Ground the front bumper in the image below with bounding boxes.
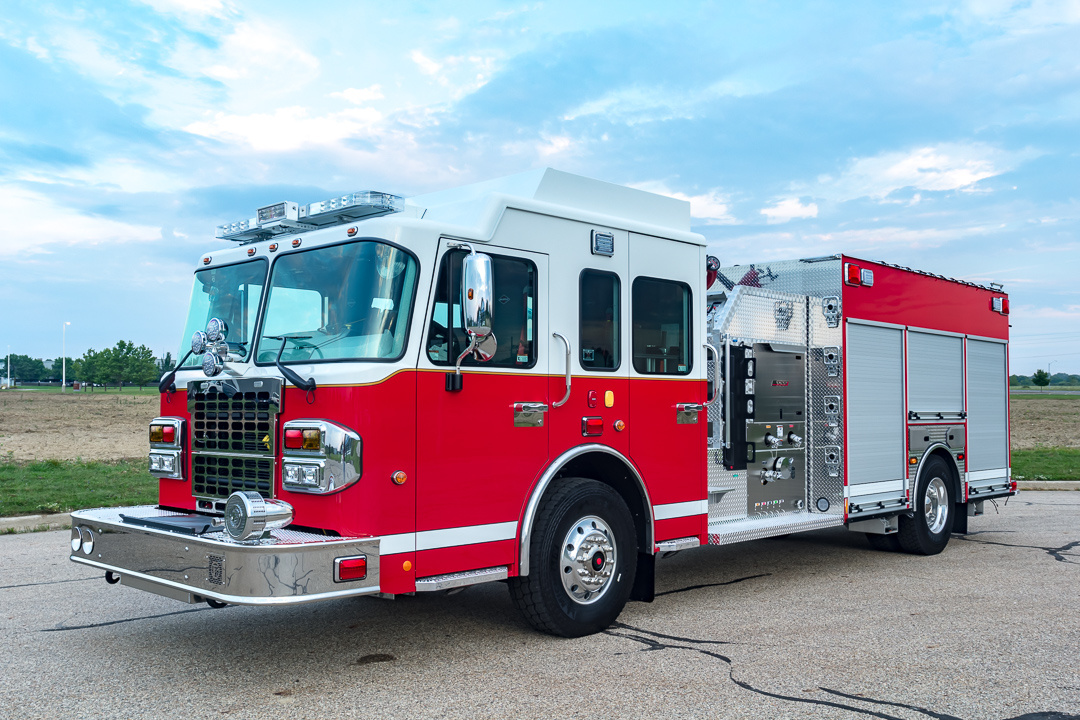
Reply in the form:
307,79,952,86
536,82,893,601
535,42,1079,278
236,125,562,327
69,506,381,605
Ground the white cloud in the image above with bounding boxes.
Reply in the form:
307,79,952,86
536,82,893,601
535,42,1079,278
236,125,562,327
761,198,818,224
815,143,1039,202
0,186,160,257
960,0,1080,32
331,85,385,104
199,21,319,83
411,50,443,76
136,0,233,18
629,181,736,225
185,106,384,152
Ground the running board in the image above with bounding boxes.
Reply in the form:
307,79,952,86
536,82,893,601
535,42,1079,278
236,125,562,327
708,513,843,546
414,566,509,592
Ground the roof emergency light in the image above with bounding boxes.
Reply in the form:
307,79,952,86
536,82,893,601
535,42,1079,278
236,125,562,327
216,191,403,243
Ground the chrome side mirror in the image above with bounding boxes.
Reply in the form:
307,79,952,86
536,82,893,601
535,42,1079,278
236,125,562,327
456,251,497,371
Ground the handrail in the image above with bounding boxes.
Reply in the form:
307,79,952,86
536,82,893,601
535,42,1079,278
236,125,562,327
552,332,571,408
702,342,720,406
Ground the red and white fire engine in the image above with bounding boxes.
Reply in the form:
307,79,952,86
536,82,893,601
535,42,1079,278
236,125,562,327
69,169,1013,636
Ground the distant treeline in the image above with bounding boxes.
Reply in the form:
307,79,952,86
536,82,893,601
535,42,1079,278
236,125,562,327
2,342,173,389
1010,371,1080,387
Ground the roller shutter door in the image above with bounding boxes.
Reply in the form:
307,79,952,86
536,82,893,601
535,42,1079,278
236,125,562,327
846,323,905,486
967,339,1008,473
908,331,964,414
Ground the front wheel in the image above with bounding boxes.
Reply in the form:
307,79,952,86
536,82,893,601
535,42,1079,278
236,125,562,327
897,455,955,555
509,478,636,637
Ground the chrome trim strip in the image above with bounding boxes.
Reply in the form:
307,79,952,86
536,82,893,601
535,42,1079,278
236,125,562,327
653,499,709,520
519,444,655,576
416,521,517,551
845,317,907,330
377,532,416,555
415,566,509,591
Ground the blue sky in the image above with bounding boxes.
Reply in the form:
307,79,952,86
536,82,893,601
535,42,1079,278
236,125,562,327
1,0,1077,373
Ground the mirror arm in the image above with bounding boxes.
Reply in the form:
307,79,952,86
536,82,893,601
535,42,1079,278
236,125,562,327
552,332,571,408
158,350,193,393
268,337,317,393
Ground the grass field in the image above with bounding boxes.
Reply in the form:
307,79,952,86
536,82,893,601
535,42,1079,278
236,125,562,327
0,386,159,395
1011,448,1080,482
0,459,157,518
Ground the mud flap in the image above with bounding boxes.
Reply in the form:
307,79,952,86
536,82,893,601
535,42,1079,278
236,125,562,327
630,551,655,602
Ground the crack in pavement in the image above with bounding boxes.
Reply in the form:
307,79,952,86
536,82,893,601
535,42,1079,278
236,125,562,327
42,606,219,632
954,535,1080,564
605,622,1080,720
0,576,97,590
655,573,771,597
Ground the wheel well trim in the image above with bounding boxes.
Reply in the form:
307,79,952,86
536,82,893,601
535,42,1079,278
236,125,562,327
518,444,654,576
914,444,962,503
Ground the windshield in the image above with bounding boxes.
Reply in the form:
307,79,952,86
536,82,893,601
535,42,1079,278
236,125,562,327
257,240,419,363
179,260,267,366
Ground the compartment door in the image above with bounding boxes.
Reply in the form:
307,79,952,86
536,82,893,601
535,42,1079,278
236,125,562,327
966,339,1009,495
845,322,906,507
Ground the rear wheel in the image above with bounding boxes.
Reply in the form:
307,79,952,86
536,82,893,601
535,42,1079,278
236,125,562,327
898,455,954,555
509,478,636,637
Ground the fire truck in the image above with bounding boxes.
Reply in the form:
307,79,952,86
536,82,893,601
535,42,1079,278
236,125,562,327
69,169,1013,637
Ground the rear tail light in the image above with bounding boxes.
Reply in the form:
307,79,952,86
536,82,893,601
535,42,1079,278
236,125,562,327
992,297,1009,315
844,262,874,286
582,417,604,436
335,556,367,582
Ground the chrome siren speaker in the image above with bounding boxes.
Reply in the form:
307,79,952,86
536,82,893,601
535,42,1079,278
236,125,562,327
223,491,294,542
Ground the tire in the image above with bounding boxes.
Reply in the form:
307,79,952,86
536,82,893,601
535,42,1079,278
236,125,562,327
509,478,637,637
865,533,902,552
897,455,955,555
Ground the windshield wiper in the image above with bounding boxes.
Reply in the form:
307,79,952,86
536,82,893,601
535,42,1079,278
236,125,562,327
263,336,317,393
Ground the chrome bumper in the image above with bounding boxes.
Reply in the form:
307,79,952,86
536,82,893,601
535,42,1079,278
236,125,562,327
69,506,381,606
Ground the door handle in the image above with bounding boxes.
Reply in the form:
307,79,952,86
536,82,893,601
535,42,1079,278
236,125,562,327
513,402,548,428
676,403,703,425
552,332,571,408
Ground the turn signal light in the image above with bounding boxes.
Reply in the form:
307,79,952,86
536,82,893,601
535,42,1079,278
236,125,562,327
335,556,367,582
284,428,321,450
909,456,919,465
149,424,176,444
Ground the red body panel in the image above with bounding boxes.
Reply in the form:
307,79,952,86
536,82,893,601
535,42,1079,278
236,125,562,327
841,256,1008,339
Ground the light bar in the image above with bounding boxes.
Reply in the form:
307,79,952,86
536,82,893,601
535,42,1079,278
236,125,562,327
215,191,403,243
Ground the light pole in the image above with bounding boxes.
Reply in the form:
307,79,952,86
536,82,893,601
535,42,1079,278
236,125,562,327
62,321,70,392
5,345,9,389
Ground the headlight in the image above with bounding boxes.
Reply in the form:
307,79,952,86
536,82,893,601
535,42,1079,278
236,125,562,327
202,351,223,377
223,491,294,542
206,317,228,343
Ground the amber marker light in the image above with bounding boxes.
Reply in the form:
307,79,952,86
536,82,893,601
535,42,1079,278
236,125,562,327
403,560,413,572
202,256,212,265
909,457,919,465
391,471,407,485
614,420,626,432
269,243,279,252
604,391,614,408
292,238,302,247
247,248,256,256
347,227,358,236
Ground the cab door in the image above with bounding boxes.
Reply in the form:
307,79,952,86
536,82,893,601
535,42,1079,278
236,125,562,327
627,232,707,543
415,241,549,577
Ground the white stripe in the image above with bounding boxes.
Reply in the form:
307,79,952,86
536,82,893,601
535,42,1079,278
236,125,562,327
967,468,1011,482
378,533,415,555
653,500,708,520
849,479,906,497
377,521,520,555
416,521,518,551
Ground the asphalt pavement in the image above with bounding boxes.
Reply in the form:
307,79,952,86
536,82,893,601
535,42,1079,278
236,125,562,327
2,492,1078,720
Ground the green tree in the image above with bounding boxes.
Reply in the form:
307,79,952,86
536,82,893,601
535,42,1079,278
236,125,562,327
1032,369,1050,388
127,344,159,388
8,354,46,382
156,351,175,376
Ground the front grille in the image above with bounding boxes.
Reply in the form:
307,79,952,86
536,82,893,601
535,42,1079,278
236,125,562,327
192,455,274,499
187,378,282,501
191,389,276,453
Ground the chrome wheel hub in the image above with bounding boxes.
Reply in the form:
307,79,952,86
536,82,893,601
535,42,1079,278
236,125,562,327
560,515,617,605
923,476,949,534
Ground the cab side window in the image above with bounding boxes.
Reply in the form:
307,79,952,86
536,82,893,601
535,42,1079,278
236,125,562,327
632,277,691,375
579,270,620,371
426,249,537,368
